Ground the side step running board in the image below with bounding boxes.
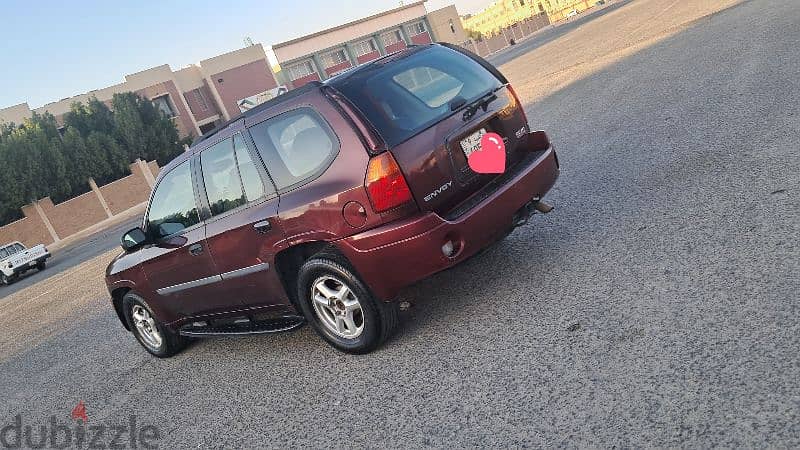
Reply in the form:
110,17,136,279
179,316,305,337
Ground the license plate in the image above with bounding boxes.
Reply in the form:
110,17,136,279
460,128,487,159
28,261,37,268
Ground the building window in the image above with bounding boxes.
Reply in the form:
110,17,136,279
381,29,404,46
321,48,349,68
351,39,377,57
151,95,176,118
192,89,209,112
406,21,427,36
199,122,217,134
286,60,316,81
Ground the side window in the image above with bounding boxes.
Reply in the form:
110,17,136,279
233,134,267,201
200,138,246,216
146,161,200,239
0,248,8,259
248,109,338,190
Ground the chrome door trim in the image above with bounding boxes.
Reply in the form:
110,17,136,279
220,263,270,281
155,263,269,296
156,274,223,296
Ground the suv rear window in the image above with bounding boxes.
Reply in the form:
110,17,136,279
329,45,503,146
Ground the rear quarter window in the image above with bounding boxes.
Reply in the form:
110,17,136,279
247,108,339,191
329,45,503,147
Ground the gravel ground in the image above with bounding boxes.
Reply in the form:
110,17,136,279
2,0,799,447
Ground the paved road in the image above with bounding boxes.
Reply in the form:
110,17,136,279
2,0,799,447
0,217,140,299
487,0,633,67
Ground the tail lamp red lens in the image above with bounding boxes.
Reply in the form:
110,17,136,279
365,152,413,213
506,84,528,125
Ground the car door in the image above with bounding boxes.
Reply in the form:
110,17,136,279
136,160,229,318
199,132,292,313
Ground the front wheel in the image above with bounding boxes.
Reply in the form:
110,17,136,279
297,257,398,354
122,293,187,358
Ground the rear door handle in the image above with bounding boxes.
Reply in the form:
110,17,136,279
254,220,272,234
188,243,204,256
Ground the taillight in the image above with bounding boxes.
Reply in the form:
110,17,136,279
365,152,413,213
506,84,528,125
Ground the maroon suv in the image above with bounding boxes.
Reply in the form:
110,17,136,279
106,43,560,356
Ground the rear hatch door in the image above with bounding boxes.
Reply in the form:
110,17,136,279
328,45,530,217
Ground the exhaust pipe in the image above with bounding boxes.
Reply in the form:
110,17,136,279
533,200,554,214
513,199,554,228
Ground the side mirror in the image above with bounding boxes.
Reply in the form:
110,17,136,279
121,227,148,251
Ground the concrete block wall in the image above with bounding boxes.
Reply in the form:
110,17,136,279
98,175,150,215
0,160,159,248
461,14,551,59
0,210,52,249
38,195,109,239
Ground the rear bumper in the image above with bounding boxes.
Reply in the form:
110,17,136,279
337,145,560,301
11,254,50,275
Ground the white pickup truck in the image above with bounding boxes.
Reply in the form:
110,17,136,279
0,241,51,285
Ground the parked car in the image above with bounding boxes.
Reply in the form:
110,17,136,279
105,43,560,357
567,9,579,18
0,241,50,285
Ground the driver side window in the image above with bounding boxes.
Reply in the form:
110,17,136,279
146,161,200,239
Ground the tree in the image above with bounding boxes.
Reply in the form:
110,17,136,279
0,91,187,226
111,92,148,161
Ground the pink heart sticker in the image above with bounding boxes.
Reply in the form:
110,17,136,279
468,132,506,174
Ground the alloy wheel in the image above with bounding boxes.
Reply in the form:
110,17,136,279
131,305,163,350
311,276,365,339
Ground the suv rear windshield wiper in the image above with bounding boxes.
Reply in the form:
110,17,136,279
455,88,501,122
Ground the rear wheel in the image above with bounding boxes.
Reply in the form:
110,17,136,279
297,257,398,354
36,261,46,271
122,293,187,358
1,273,15,285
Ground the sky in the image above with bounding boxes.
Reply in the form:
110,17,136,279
0,0,494,110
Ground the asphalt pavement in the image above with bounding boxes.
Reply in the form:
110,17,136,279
0,217,140,299
1,0,798,447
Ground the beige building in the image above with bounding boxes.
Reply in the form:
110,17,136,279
273,2,467,88
462,0,594,37
539,0,598,22
1,3,468,137
462,0,539,37
0,44,280,137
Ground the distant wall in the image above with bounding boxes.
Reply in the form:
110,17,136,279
460,14,551,59
0,160,158,248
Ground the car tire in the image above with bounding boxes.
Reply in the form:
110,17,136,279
122,292,187,358
37,261,46,271
296,256,398,354
1,273,15,285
